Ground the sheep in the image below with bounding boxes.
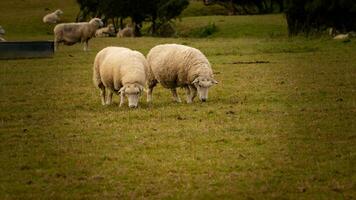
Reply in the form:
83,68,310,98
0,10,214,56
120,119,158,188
95,24,116,37
43,9,63,24
146,44,218,103
54,18,103,51
0,37,5,42
0,26,5,35
93,47,148,108
117,26,134,38
333,33,350,40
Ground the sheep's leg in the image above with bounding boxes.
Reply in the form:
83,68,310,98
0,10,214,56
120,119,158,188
147,81,157,103
83,41,88,51
119,93,125,107
100,86,106,106
188,85,197,102
171,88,181,103
185,86,192,103
106,90,113,105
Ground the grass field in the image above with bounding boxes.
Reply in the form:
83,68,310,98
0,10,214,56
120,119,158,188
1,0,355,199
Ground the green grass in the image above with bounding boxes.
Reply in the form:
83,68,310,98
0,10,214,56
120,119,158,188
1,0,356,199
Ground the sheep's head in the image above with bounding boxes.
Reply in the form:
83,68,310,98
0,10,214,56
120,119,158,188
55,9,63,15
192,76,218,102
108,24,116,33
89,18,104,28
119,83,144,108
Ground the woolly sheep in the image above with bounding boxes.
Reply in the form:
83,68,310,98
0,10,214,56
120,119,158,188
0,37,5,42
54,18,103,51
0,26,5,35
117,26,134,38
333,33,350,40
146,44,218,103
43,9,63,24
95,24,116,37
93,47,148,108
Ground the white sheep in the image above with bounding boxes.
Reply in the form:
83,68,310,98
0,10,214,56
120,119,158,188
333,33,350,40
53,18,103,51
146,44,218,103
93,47,148,108
95,24,116,37
43,9,63,24
0,26,5,41
117,26,134,38
0,26,5,35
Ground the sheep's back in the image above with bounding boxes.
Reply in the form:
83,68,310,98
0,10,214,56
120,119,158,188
147,44,210,87
97,47,147,89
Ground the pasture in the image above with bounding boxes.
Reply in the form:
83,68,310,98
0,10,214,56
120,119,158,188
0,0,355,199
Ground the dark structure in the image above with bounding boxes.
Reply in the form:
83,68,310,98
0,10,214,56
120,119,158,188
0,41,54,59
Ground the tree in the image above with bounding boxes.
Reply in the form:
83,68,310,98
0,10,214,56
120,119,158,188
148,0,189,35
285,0,356,35
76,0,189,36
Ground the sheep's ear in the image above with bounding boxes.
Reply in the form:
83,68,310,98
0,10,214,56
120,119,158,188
119,86,126,94
192,78,199,84
138,85,144,94
211,78,218,84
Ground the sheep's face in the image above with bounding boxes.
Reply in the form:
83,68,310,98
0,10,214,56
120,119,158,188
119,84,144,108
192,76,218,102
90,18,104,28
56,9,63,15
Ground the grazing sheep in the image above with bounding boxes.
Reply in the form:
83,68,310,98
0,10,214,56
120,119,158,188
117,26,134,38
93,47,148,108
0,26,5,35
54,18,103,51
146,44,218,103
95,24,116,37
349,31,356,37
0,37,5,42
43,9,63,24
333,33,350,40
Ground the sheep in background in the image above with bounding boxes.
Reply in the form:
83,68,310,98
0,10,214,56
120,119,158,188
0,26,5,35
95,24,116,37
43,9,63,24
146,44,218,103
0,26,6,42
117,26,134,38
333,33,350,40
93,47,148,108
54,18,103,51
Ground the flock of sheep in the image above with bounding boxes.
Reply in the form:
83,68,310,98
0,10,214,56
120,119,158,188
42,9,134,51
2,9,355,109
93,44,218,108
41,9,218,108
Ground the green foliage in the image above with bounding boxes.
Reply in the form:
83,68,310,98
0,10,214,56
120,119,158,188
148,0,189,35
185,22,218,37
